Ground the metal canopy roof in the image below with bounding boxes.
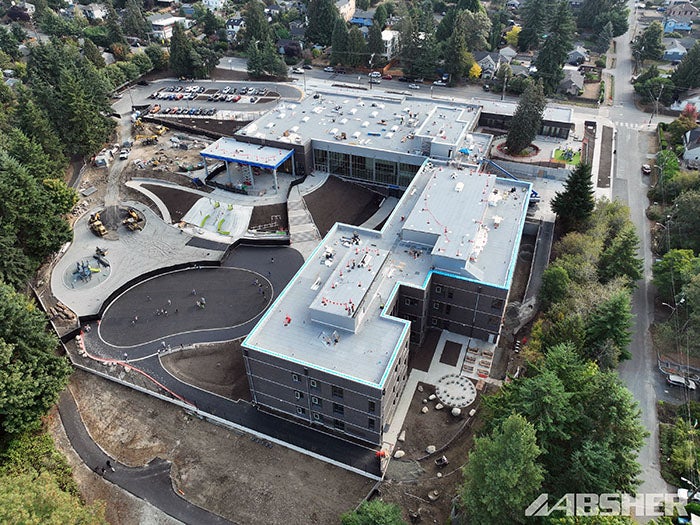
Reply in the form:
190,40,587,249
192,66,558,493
200,137,294,170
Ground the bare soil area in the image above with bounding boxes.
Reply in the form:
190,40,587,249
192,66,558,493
61,370,374,525
161,340,252,401
303,176,384,235
141,184,205,223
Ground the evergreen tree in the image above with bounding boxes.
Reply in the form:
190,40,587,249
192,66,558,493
460,10,491,51
373,4,388,28
595,21,614,54
82,38,105,68
457,0,483,12
671,42,700,89
398,16,419,76
436,8,456,43
535,0,575,94
579,0,629,36
367,23,384,58
460,415,544,524
413,32,439,79
330,19,349,66
242,0,269,48
598,223,643,284
306,0,340,46
518,0,547,51
551,163,595,231
169,23,193,77
122,0,150,40
632,21,664,66
505,79,546,154
443,12,474,80
347,26,367,68
104,3,128,47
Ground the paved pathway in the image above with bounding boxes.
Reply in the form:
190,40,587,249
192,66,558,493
58,389,234,525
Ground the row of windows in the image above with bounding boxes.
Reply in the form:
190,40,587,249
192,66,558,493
312,149,419,188
295,408,377,432
291,377,377,414
433,285,505,310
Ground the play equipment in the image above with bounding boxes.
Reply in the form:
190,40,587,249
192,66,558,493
72,260,100,282
88,213,107,237
122,208,144,231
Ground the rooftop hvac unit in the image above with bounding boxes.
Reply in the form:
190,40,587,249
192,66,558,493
370,111,379,118
391,125,399,132
361,121,369,127
302,116,310,122
350,108,358,114
277,113,286,119
385,132,394,139
352,131,361,138
340,118,348,125
266,122,275,128
455,182,464,192
290,126,299,133
329,128,338,135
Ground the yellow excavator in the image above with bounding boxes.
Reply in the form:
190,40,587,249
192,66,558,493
88,213,107,237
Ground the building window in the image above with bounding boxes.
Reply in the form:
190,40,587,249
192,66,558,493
333,403,344,416
433,301,440,310
434,285,442,294
332,386,344,399
294,391,303,400
445,305,452,315
309,378,318,388
313,412,323,422
292,373,300,382
312,396,321,406
431,318,438,326
404,298,411,306
296,407,306,415
368,400,376,413
447,290,454,299
368,418,375,430
334,419,345,431
488,316,500,326
491,298,504,309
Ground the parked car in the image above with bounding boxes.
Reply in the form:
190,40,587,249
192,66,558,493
369,78,381,84
324,66,335,72
408,83,420,89
642,164,652,175
398,76,408,82
119,148,130,160
668,374,696,390
382,74,393,80
291,67,304,74
303,64,312,69
433,80,448,86
222,86,231,94
483,84,491,91
369,71,382,78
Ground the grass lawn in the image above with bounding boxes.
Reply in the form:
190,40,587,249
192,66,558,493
553,147,582,165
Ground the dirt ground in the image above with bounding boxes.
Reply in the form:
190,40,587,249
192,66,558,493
56,370,374,525
303,176,385,235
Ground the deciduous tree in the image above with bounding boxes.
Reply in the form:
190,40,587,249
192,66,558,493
341,499,406,525
459,415,544,525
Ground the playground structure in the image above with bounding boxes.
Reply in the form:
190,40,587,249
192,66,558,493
180,197,252,239
88,213,107,237
94,246,110,267
73,260,100,282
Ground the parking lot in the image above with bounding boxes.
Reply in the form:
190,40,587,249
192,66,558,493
143,83,277,118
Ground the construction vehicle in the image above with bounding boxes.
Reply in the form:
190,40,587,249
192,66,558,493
122,208,144,231
154,125,168,136
136,134,158,146
88,213,107,237
93,246,110,267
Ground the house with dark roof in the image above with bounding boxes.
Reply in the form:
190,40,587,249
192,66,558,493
498,46,517,63
473,51,502,79
558,69,584,96
567,46,589,65
350,9,375,27
663,39,687,61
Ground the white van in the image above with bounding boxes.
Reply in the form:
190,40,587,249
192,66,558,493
667,374,697,390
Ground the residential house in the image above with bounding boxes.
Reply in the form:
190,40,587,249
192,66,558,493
473,51,502,79
558,69,584,96
510,64,530,78
148,14,193,40
19,2,35,15
663,39,687,61
567,45,589,65
226,18,246,42
498,46,517,63
506,0,520,8
664,2,697,32
277,38,303,57
381,29,400,60
289,21,306,40
350,9,375,27
336,0,356,22
670,88,700,111
683,128,700,164
202,0,225,10
180,4,195,16
80,3,108,21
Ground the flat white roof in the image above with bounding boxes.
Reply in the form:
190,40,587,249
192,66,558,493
200,137,294,169
479,99,574,125
244,160,530,386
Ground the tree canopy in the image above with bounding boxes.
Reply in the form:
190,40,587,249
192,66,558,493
551,163,596,231
505,79,546,154
534,0,575,94
671,42,700,90
306,0,340,46
341,499,406,525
